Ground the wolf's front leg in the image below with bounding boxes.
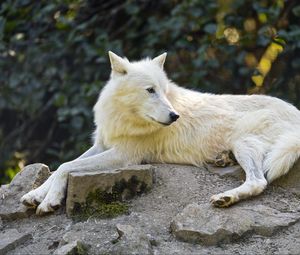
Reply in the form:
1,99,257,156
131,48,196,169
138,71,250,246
20,144,104,209
20,174,55,207
35,148,137,215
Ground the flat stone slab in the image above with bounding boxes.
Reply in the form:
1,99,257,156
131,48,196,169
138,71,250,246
171,203,300,245
66,165,154,217
0,229,32,254
0,164,50,221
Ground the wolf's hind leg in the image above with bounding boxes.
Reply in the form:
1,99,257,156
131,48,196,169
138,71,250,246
211,137,267,207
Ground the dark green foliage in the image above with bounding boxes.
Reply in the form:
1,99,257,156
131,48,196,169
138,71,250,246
1,0,300,183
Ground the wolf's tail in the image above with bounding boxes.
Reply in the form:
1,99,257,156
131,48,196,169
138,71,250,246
264,130,300,183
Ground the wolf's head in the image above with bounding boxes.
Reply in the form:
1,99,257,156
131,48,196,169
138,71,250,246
105,51,179,127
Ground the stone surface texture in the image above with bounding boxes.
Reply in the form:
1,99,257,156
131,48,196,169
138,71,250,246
53,240,86,255
171,203,300,245
0,229,32,254
108,224,153,255
0,163,50,221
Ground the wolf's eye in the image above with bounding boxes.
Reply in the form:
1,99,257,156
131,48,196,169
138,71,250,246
146,88,155,94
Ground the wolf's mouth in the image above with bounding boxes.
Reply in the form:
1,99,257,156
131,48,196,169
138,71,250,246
146,115,171,126
157,121,171,126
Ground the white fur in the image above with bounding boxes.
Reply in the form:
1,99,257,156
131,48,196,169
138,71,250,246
21,52,300,214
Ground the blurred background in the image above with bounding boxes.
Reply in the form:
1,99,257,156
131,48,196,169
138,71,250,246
0,0,300,184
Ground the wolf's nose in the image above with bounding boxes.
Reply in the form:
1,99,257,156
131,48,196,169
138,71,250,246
169,112,180,122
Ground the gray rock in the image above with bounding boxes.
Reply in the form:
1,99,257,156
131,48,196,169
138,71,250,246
9,163,50,189
66,165,154,217
0,229,32,254
0,163,51,221
171,203,300,245
273,159,300,196
61,232,82,245
109,224,153,255
53,240,87,255
0,184,9,191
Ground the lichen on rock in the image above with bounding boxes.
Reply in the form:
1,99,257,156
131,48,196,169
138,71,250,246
72,188,129,220
69,169,154,220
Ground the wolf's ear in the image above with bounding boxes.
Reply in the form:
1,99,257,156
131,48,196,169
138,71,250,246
153,52,167,69
108,51,127,75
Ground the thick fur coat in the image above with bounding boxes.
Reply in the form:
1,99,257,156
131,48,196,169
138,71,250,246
21,52,300,214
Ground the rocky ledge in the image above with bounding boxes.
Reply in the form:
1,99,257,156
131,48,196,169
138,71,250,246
0,161,300,254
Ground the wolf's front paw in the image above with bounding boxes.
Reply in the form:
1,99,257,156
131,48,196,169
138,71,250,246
210,193,235,207
36,193,63,215
36,202,59,215
20,190,45,208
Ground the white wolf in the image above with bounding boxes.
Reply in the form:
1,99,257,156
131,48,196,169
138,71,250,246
21,51,300,215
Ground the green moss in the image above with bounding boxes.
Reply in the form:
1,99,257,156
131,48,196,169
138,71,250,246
75,242,89,255
72,175,149,221
72,192,129,221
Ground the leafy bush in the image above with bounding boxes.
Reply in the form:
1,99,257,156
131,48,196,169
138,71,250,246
1,0,300,184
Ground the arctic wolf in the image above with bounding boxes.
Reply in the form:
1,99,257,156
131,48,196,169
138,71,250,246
21,51,300,215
